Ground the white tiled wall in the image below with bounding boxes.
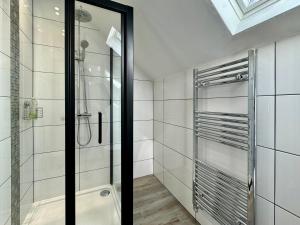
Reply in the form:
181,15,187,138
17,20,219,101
154,36,300,224
32,0,153,202
0,2,11,222
0,0,34,224
31,0,63,200
32,0,116,200
133,68,154,178
19,0,34,222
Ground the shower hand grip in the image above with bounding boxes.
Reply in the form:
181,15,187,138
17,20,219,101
98,112,102,144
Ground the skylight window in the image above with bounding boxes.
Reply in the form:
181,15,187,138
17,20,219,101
211,0,300,35
236,0,279,14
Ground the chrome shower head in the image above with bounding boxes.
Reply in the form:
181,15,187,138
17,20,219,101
75,8,92,23
81,40,89,49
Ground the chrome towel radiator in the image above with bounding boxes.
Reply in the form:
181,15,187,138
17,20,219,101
193,50,256,225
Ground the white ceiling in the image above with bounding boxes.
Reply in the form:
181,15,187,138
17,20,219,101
116,0,300,79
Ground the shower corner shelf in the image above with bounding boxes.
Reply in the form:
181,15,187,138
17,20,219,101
192,49,257,225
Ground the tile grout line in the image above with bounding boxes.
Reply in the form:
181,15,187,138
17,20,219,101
162,79,165,184
274,41,277,225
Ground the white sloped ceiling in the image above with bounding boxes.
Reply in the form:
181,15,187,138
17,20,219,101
117,0,300,79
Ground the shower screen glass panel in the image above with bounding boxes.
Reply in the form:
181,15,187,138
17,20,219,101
74,1,122,224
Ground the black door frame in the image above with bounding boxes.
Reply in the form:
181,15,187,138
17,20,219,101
65,0,134,224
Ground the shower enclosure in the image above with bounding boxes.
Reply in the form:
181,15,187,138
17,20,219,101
0,0,133,224
67,0,134,224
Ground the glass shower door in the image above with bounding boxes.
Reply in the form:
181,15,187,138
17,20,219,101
66,1,133,224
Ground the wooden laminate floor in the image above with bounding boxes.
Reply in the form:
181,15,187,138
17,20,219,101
133,175,200,225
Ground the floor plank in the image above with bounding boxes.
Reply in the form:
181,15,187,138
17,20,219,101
133,175,200,225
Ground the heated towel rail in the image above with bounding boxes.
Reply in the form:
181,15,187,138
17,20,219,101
193,50,256,225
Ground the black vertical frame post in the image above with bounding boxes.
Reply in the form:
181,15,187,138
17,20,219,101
65,0,76,224
121,6,134,225
110,48,114,185
65,0,134,225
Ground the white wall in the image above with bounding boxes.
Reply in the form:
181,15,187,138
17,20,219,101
19,0,34,222
0,2,12,224
133,68,153,178
154,34,300,225
32,0,66,201
32,0,153,201
0,0,34,224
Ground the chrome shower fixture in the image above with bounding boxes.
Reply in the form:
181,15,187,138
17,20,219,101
80,40,89,61
76,6,93,146
75,8,92,23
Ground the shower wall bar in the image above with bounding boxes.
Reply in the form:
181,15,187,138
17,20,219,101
193,50,256,225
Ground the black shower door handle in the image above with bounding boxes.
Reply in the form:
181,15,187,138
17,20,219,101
98,112,102,144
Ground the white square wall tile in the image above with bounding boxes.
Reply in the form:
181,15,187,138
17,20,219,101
163,170,194,216
153,160,163,184
164,147,193,189
78,52,110,77
80,168,110,190
257,96,275,149
256,146,274,202
78,76,110,100
134,159,153,178
20,31,32,70
0,52,10,97
134,140,153,162
33,0,64,22
34,72,64,99
20,128,33,164
20,184,33,223
164,123,193,159
164,99,192,129
154,141,163,165
34,100,65,126
34,44,64,73
20,65,33,99
276,151,300,216
0,138,11,186
153,121,163,143
34,125,65,153
276,206,300,225
0,0,10,16
20,0,33,41
134,80,153,101
34,151,65,180
34,176,65,201
0,97,10,141
277,35,300,95
134,120,153,141
0,10,10,57
276,95,300,155
255,196,274,225
80,146,110,172
154,80,163,101
257,43,275,96
20,157,33,199
0,178,11,225
76,26,110,55
154,101,163,122
163,71,187,100
134,101,153,121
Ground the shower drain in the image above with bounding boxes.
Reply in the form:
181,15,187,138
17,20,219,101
100,189,111,197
